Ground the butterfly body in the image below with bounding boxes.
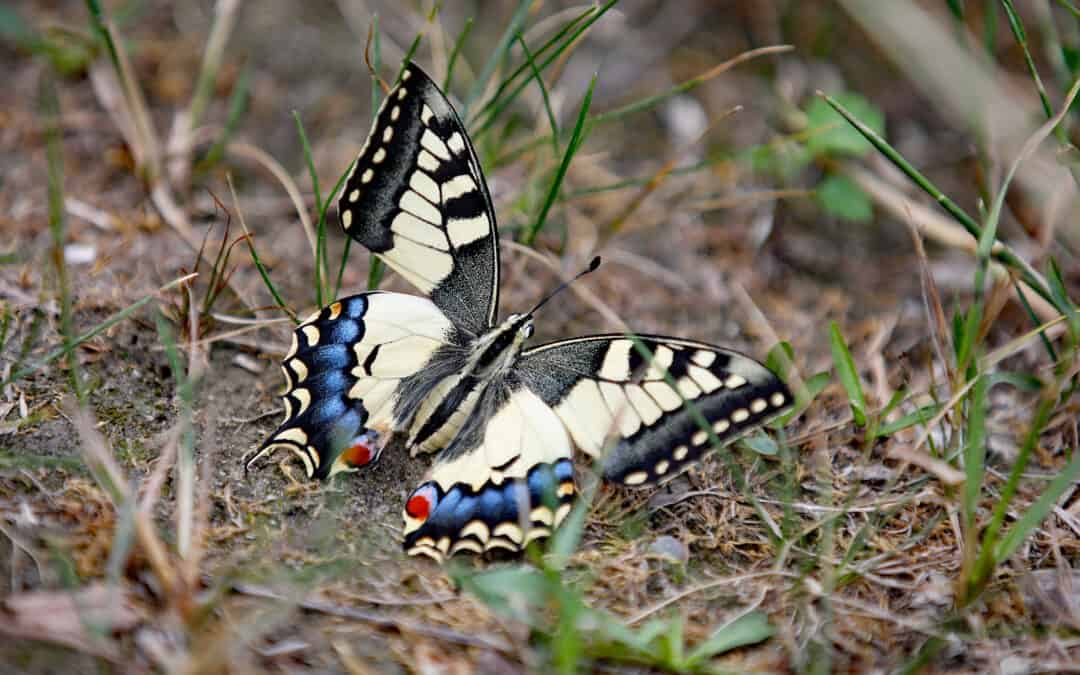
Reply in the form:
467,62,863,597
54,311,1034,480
247,63,791,561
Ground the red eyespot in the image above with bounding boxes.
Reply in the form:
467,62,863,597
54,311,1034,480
406,486,436,521
342,442,373,468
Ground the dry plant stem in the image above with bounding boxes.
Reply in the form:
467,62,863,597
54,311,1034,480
599,104,742,241
849,166,1058,322
167,0,242,189
231,583,514,652
69,403,179,599
227,141,318,260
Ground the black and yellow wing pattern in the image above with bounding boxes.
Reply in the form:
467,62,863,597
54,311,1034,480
249,62,791,562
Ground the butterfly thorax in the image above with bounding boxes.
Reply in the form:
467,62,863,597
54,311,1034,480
403,313,534,455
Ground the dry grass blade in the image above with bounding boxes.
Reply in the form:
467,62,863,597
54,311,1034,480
68,402,179,599
227,141,317,260
231,583,514,652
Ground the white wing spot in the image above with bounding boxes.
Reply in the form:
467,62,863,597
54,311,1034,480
530,506,554,526
401,189,443,224
289,359,308,382
372,147,386,163
361,169,374,184
673,445,689,461
342,210,353,227
555,503,572,525
421,104,434,124
771,392,787,407
275,427,308,445
725,374,747,389
676,376,702,399
349,188,360,202
409,171,440,203
301,325,320,346
421,129,451,160
391,105,401,121
417,150,440,172
692,430,708,446
623,471,649,486
493,522,524,544
688,365,723,393
751,398,768,413
731,408,750,423
397,87,408,100
382,126,393,142
447,132,466,154
655,459,670,475
691,350,716,368
447,214,489,247
292,387,311,415
441,174,477,201
391,212,448,250
401,69,412,81
713,419,730,434
599,340,633,381
644,381,681,411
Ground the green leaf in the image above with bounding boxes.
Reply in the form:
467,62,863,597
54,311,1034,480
817,174,873,222
747,140,812,180
829,321,868,426
455,566,551,625
805,93,884,158
874,404,942,438
741,432,779,456
994,450,1080,562
685,611,775,666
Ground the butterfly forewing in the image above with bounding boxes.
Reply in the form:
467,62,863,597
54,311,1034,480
518,335,792,486
338,64,499,335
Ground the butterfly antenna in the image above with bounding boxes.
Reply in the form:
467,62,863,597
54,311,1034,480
527,256,601,317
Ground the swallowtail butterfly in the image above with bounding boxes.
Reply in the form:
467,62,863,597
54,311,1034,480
246,63,791,561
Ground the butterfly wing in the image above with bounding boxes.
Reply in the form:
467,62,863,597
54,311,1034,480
517,335,791,485
338,63,499,335
246,292,464,479
401,379,576,562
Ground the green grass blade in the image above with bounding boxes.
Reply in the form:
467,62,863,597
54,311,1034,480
227,174,295,322
820,92,1059,314
333,160,357,299
462,0,532,118
829,321,868,427
516,32,560,154
443,17,473,92
685,612,775,665
0,275,195,389
196,63,251,171
962,375,989,531
471,2,617,138
42,69,85,402
994,450,1080,562
971,391,1056,592
522,73,596,245
293,112,326,306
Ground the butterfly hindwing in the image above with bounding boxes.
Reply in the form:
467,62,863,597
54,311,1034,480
402,380,576,562
246,292,459,479
517,335,792,486
338,64,499,335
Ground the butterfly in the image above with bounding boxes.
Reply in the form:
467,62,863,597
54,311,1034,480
245,62,791,562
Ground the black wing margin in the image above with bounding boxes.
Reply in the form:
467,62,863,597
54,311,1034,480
337,63,500,335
